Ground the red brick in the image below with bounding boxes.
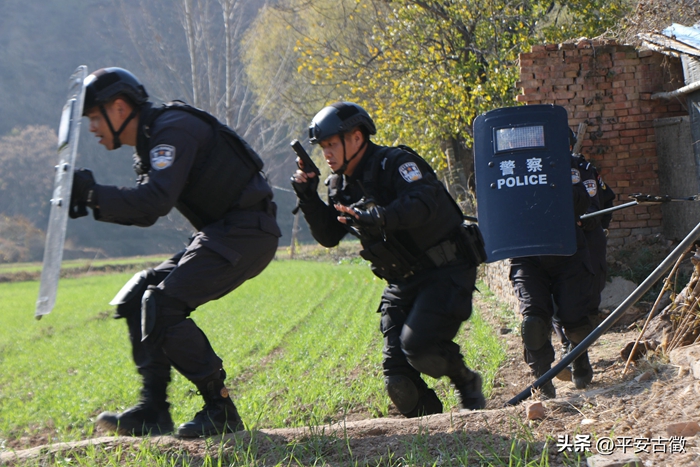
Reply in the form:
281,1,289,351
620,220,648,228
620,129,644,137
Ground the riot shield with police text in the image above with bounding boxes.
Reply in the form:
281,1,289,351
35,66,88,319
473,104,576,262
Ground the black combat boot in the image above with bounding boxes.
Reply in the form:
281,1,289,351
571,349,593,389
95,381,173,436
564,324,594,390
529,361,556,399
555,342,573,382
177,370,244,437
449,364,486,410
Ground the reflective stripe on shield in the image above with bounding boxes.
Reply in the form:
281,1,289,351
35,65,88,319
473,104,576,263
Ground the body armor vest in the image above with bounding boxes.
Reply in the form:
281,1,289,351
328,145,475,280
136,101,264,229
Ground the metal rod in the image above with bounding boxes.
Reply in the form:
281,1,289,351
580,201,638,220
506,219,700,406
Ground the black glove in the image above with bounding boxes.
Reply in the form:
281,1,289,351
346,205,386,228
291,173,320,201
580,214,601,232
69,168,97,219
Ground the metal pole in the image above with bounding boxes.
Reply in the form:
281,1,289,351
579,201,638,220
506,219,700,406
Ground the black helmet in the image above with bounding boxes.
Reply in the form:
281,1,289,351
308,102,376,144
83,67,149,115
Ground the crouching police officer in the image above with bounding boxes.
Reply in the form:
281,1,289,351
291,102,487,417
72,68,281,437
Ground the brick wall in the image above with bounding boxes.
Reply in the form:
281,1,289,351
482,40,688,314
516,39,686,247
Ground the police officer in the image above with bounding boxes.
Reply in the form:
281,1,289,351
71,67,281,437
509,138,599,398
291,102,486,417
554,131,615,382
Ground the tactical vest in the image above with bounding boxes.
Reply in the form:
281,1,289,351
328,145,484,280
136,101,264,229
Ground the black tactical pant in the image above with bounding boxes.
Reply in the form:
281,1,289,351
123,222,278,385
379,263,477,386
585,226,608,299
510,245,599,371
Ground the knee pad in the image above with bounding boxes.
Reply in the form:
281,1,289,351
141,287,190,342
563,321,593,345
521,315,551,351
405,352,449,379
385,375,421,414
385,375,419,414
110,269,161,319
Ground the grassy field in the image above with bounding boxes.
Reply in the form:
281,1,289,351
0,257,509,465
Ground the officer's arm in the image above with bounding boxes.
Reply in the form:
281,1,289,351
92,126,200,226
298,195,348,247
572,181,590,218
380,156,442,230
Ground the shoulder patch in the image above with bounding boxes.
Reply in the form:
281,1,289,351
571,168,581,184
583,179,597,197
150,144,176,170
398,162,422,183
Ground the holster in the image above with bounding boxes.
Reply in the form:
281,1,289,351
455,223,487,267
360,239,418,281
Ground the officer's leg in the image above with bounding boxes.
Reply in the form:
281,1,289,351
379,288,442,418
510,258,556,398
551,250,598,390
96,257,180,436
153,231,278,436
552,301,573,382
400,265,485,410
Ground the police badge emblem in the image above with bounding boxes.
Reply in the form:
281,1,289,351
571,168,581,184
150,144,175,170
399,162,422,182
584,179,597,197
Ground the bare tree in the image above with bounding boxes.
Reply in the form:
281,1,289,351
114,0,298,159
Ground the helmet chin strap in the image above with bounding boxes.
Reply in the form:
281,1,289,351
333,135,368,175
99,104,138,150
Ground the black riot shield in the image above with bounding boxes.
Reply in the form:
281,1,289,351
473,104,576,262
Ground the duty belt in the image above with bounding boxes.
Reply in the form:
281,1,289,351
422,238,464,269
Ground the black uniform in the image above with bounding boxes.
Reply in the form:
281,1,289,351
298,141,484,416
509,155,599,385
574,154,615,299
95,102,280,387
